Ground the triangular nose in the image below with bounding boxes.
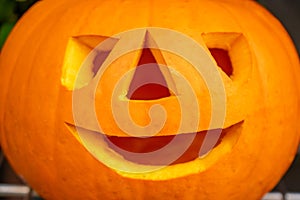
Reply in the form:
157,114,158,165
127,48,171,100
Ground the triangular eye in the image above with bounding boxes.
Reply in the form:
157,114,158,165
61,35,118,90
127,48,171,100
202,32,252,81
208,48,233,77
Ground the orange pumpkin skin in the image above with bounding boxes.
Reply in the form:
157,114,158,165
0,0,299,199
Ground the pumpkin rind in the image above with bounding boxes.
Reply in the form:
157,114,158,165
0,0,299,199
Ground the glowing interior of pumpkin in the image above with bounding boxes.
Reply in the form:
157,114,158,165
127,48,171,100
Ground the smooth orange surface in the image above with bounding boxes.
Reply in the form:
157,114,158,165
0,0,299,199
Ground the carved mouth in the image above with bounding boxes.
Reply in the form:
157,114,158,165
65,121,243,166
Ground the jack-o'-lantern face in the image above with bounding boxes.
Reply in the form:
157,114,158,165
0,0,299,199
61,29,250,172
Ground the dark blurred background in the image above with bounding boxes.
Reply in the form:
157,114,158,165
0,0,37,48
0,0,299,199
258,0,300,55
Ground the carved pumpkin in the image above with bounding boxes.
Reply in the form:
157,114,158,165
0,0,299,199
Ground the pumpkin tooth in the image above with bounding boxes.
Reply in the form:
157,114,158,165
199,150,212,159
